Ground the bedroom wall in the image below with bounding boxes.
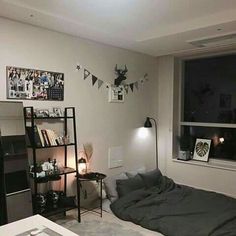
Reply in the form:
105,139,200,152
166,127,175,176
157,55,236,197
0,17,158,195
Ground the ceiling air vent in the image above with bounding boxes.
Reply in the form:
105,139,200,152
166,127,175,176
188,33,236,48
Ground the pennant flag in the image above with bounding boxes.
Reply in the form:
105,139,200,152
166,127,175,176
97,79,104,89
130,83,134,92
124,85,129,94
134,81,139,90
92,75,98,86
84,69,90,80
76,64,81,71
140,78,144,84
144,73,148,78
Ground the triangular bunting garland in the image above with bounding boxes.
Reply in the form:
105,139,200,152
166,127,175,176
92,75,98,86
130,83,134,92
76,64,81,71
124,85,129,94
77,64,148,95
98,79,104,89
84,69,90,80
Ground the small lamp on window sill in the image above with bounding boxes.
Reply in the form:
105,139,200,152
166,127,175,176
144,117,158,167
78,157,87,175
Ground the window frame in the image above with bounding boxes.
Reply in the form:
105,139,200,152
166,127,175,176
178,52,236,165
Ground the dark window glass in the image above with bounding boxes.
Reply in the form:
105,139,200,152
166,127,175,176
183,54,236,123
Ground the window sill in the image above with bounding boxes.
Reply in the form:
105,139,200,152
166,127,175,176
173,158,236,172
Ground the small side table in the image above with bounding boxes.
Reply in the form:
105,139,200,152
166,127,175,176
77,173,106,222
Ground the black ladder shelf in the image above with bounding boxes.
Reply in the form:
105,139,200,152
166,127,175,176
23,107,80,221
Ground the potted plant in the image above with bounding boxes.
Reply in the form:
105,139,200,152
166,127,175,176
177,135,191,160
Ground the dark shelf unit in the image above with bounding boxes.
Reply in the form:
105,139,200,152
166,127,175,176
41,206,77,218
23,107,79,221
25,116,74,120
27,143,76,149
31,167,77,184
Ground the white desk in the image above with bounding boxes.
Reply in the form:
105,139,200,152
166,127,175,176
0,215,78,236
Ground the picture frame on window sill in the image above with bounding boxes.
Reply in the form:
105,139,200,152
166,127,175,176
193,138,211,162
108,85,124,103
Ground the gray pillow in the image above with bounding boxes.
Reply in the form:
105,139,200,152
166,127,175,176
139,168,162,189
116,174,145,198
126,166,146,178
103,172,128,202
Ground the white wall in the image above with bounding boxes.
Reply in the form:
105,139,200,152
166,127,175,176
157,55,236,197
0,18,158,194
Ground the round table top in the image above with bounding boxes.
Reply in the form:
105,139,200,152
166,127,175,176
77,172,106,180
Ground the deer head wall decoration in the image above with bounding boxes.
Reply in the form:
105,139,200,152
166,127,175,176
114,64,128,86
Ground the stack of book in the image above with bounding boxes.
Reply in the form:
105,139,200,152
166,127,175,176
26,125,63,147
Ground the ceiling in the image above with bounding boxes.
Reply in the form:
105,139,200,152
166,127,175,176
0,0,236,56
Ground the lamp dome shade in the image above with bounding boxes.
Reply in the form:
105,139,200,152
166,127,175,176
144,117,152,128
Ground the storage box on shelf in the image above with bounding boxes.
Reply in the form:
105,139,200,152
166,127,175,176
23,107,79,221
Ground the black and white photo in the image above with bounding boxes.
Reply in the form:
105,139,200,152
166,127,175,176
108,85,125,103
6,66,64,100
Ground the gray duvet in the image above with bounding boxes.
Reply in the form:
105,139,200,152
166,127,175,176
110,176,236,236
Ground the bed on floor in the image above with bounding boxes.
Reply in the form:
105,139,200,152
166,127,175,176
104,169,236,236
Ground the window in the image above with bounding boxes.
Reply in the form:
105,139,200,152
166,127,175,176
181,54,236,161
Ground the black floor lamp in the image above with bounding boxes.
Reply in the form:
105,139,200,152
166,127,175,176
144,117,158,167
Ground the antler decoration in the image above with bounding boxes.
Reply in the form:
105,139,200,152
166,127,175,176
114,64,128,86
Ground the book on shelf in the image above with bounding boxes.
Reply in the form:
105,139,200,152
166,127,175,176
46,129,57,146
25,126,42,147
41,129,50,146
41,129,60,146
26,125,61,147
37,126,45,147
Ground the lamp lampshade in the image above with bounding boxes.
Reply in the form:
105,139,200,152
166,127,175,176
143,116,158,167
144,117,152,128
78,157,87,175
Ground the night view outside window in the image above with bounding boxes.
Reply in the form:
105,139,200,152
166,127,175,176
181,54,236,161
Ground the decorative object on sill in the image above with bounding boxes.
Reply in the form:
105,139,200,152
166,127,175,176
76,63,148,94
193,138,211,162
144,117,158,167
177,135,192,161
78,157,87,175
6,66,64,100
